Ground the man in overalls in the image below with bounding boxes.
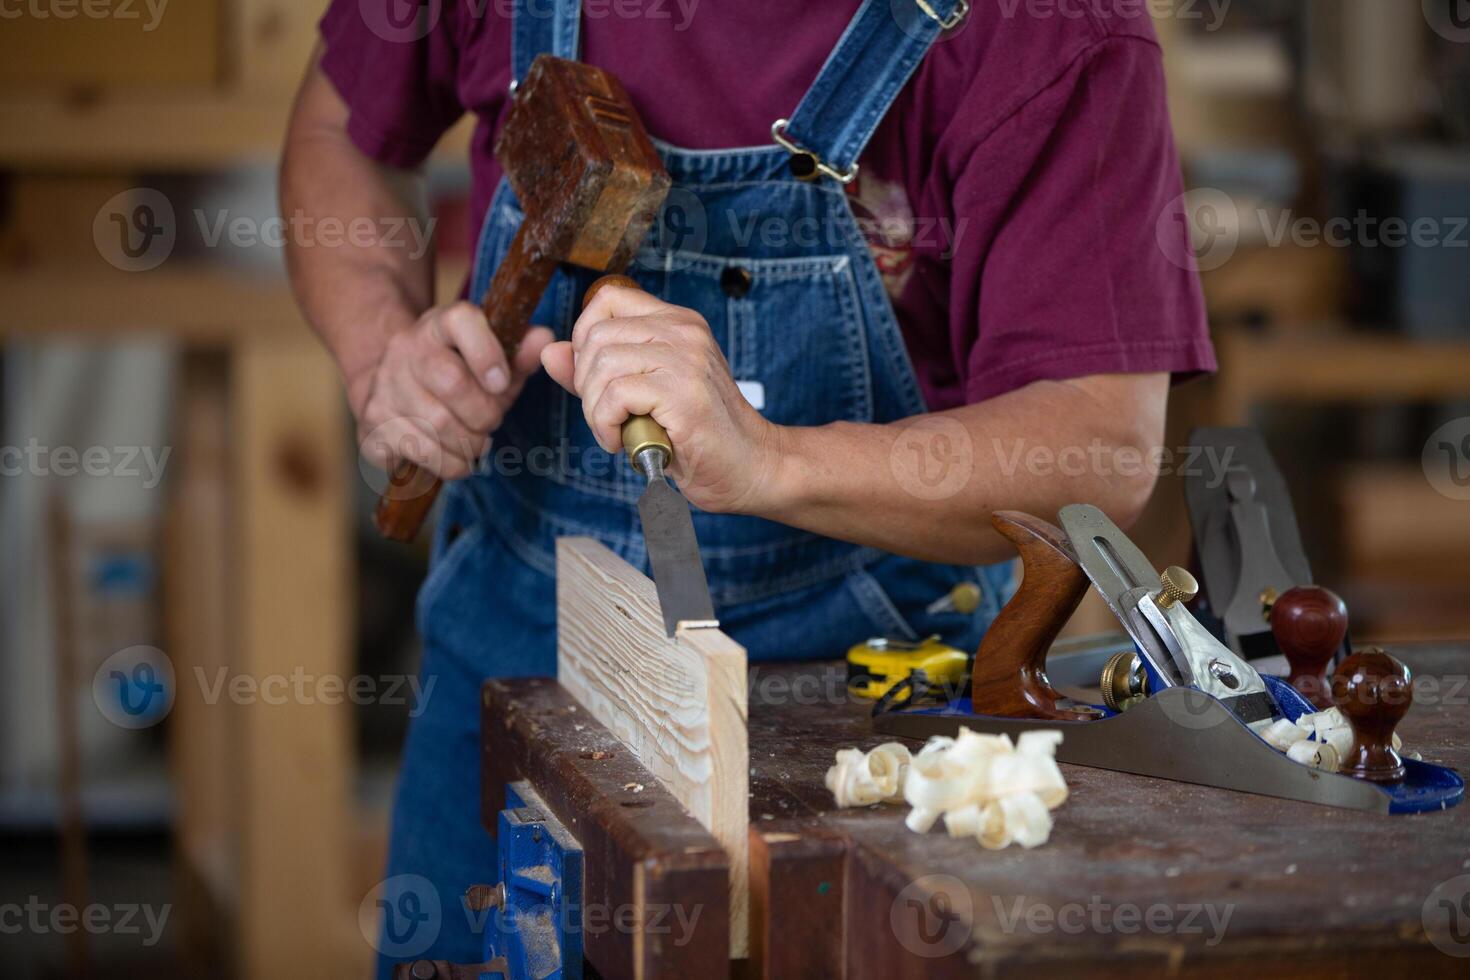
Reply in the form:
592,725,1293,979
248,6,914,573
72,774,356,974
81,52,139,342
282,1,1215,971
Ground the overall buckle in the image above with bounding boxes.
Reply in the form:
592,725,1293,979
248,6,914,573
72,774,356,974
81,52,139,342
916,0,969,31
770,119,860,184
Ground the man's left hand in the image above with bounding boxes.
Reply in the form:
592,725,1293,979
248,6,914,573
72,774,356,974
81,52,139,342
541,283,781,514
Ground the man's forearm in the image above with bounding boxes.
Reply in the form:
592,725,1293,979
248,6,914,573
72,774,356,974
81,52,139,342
752,374,1169,565
280,58,434,413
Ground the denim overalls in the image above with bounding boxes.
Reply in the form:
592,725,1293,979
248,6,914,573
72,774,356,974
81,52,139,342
374,0,1011,971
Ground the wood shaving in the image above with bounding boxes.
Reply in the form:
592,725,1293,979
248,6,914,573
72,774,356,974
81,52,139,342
1286,739,1340,772
1264,706,1404,773
825,728,1068,850
824,742,912,808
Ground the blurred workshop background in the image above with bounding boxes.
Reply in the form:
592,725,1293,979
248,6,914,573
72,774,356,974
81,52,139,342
0,1,1467,978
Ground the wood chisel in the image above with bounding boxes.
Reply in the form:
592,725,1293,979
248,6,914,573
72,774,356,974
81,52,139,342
581,275,717,636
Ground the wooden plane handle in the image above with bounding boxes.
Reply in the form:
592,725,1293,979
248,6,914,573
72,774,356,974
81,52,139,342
968,511,1096,720
372,225,559,542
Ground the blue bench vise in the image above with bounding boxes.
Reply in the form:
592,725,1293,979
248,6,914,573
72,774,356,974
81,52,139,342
393,781,585,980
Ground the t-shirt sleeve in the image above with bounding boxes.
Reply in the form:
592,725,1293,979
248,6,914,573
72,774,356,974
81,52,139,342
318,0,466,168
948,37,1215,404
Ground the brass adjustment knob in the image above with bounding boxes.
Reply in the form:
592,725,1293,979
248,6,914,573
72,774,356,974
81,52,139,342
1100,651,1148,711
1260,586,1281,622
1156,566,1199,610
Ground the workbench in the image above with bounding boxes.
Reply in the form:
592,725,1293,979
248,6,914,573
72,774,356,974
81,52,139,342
482,643,1470,978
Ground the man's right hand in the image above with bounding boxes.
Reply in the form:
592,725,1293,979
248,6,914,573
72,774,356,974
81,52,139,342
353,302,555,480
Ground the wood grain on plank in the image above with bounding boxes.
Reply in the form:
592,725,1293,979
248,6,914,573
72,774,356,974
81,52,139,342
555,537,749,957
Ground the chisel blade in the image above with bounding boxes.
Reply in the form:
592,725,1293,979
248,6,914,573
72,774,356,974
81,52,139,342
637,477,717,636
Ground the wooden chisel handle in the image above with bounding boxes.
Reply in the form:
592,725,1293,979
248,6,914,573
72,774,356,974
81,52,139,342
373,226,558,542
582,275,674,476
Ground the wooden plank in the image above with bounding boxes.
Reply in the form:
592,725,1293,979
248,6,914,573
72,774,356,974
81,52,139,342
555,537,749,957
482,677,732,980
233,337,362,980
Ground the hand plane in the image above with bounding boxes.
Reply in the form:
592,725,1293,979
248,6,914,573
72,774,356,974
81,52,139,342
875,506,1464,814
1184,427,1353,692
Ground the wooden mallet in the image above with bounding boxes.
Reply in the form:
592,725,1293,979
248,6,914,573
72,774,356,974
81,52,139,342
373,54,671,541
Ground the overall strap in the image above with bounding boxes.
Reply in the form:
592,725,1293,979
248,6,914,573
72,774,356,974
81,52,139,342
511,0,582,85
775,0,968,182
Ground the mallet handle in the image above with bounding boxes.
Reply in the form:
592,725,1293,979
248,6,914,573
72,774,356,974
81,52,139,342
372,224,558,542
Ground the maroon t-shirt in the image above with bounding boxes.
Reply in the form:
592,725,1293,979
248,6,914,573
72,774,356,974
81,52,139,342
321,1,1214,409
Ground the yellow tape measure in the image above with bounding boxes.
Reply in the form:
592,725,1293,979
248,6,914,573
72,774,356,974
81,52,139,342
846,635,969,702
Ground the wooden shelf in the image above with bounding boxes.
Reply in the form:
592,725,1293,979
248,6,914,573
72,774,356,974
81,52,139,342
0,92,474,170
0,257,468,344
1213,325,1470,423
0,265,305,343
